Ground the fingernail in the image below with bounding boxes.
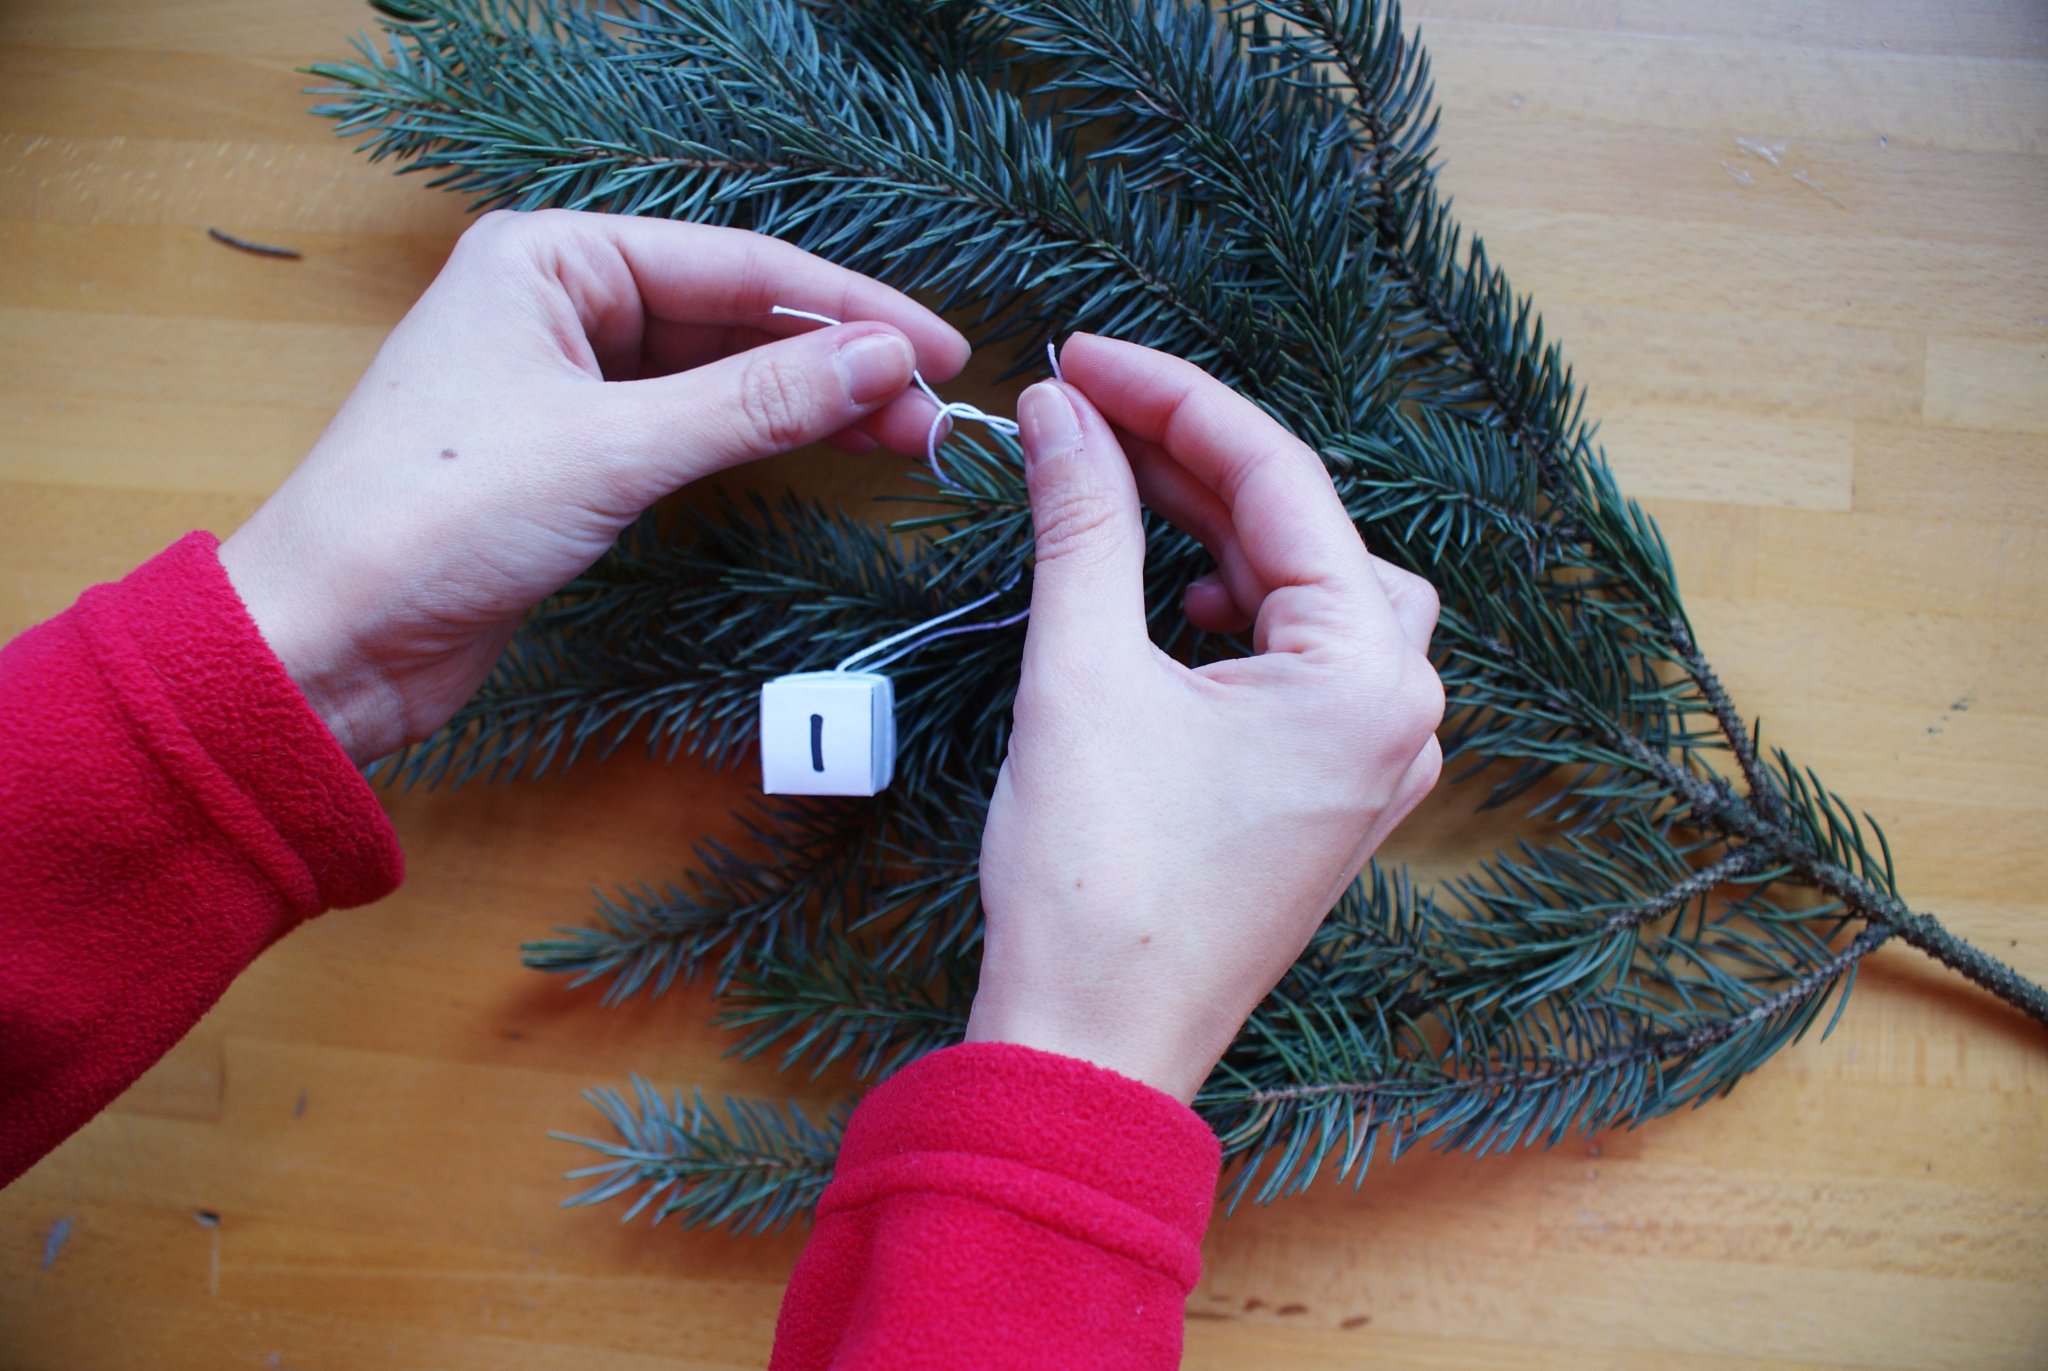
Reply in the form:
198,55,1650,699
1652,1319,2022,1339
835,332,915,406
1018,382,1080,462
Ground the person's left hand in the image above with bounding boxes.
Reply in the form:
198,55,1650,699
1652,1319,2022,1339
219,209,968,765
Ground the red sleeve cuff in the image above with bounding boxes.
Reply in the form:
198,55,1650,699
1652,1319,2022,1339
69,531,402,913
823,1042,1221,1291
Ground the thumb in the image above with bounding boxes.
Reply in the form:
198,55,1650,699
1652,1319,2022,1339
1017,380,1150,666
614,323,918,482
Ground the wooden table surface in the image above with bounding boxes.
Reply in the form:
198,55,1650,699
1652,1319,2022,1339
3,2,2045,1367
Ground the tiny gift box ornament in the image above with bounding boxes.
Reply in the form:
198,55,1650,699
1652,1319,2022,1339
752,305,1040,799
760,672,896,796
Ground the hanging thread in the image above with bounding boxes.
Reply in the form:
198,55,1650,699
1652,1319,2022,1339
834,579,1029,674
767,305,1060,673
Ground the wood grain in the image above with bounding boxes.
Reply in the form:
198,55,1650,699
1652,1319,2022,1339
2,3,2044,1367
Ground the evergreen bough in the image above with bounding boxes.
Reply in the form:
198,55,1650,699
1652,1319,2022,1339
310,0,2048,1232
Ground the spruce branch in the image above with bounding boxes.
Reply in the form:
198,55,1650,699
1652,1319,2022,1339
795,0,1020,77
998,0,1398,440
718,934,975,1080
315,0,2048,1233
558,1079,846,1233
1203,922,1886,1205
1668,619,1787,825
1237,1,1585,503
523,796,895,998
314,0,1280,380
1440,571,2048,1029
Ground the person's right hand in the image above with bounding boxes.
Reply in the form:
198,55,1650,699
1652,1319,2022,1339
968,335,1445,1104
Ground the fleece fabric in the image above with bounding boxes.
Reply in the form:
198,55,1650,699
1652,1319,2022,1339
1,533,1224,1368
771,1042,1222,1369
0,532,404,1184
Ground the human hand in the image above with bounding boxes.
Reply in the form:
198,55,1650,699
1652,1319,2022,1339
967,335,1444,1103
218,209,968,764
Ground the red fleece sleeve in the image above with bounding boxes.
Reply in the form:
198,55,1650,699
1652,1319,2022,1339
771,1042,1222,1370
0,532,403,1185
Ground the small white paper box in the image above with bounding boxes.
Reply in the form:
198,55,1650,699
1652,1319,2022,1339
759,672,897,796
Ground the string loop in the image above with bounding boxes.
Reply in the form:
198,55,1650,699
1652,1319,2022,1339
772,305,1029,490
769,305,1049,671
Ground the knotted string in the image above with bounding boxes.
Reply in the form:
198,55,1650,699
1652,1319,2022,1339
770,305,1059,489
768,304,1051,671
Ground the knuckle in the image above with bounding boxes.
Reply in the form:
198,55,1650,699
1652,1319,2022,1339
1031,486,1124,563
735,356,819,450
1225,437,1317,503
1399,659,1447,739
454,209,552,274
462,208,527,251
1336,654,1443,769
1401,571,1442,627
1412,734,1445,792
459,208,582,263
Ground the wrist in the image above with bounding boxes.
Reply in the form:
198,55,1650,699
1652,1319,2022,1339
962,991,1221,1105
218,529,403,766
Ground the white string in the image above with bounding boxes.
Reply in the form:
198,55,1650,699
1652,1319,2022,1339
770,305,1021,489
860,605,1032,671
834,575,1026,674
771,304,1052,674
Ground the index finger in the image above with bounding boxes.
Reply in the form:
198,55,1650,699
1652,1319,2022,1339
519,209,972,383
1056,332,1400,644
